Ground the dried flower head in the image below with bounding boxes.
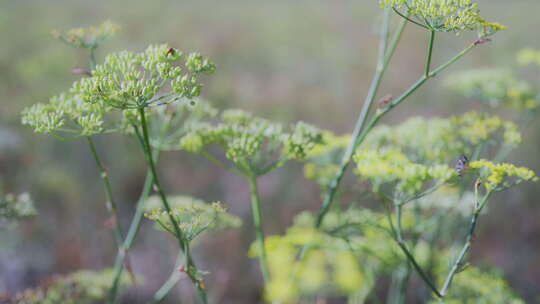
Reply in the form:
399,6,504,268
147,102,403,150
51,20,120,49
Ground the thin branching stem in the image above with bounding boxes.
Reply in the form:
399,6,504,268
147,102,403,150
248,175,270,282
392,203,442,298
314,10,407,228
440,190,493,296
425,31,436,76
137,107,208,304
86,136,125,247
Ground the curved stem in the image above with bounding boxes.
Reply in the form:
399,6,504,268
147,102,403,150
440,190,492,296
314,10,407,228
149,252,184,304
138,107,208,304
248,175,270,282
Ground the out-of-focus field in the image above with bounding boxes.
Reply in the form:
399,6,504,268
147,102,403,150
1,0,539,303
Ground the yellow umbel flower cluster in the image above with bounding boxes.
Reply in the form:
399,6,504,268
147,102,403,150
469,159,537,191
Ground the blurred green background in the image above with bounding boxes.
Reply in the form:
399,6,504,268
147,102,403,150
1,0,539,303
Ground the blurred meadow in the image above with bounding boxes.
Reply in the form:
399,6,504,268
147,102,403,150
1,0,540,303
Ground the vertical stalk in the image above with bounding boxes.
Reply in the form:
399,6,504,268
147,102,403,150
314,11,407,228
86,136,125,247
425,31,436,77
248,175,270,282
137,107,208,304
149,252,184,304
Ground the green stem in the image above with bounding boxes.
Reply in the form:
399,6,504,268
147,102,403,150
248,175,270,282
89,47,97,71
425,31,436,77
393,203,442,298
149,252,184,304
106,164,154,303
86,136,124,247
439,191,492,297
314,10,407,228
137,107,208,304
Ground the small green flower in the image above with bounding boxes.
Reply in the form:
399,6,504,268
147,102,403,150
144,196,241,241
51,20,120,49
380,0,505,35
179,109,323,176
71,44,214,109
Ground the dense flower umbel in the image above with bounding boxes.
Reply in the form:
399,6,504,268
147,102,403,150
179,109,323,176
379,0,505,35
144,196,241,241
51,20,120,49
354,148,457,197
469,160,537,191
305,112,521,194
446,69,539,110
71,44,215,110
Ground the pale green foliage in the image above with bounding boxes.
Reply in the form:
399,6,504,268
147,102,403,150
144,196,241,241
13,269,131,304
416,186,475,217
179,109,323,176
379,0,505,35
71,44,215,109
51,20,120,49
252,226,367,302
0,193,35,228
517,48,540,68
470,159,538,191
429,266,525,304
303,132,351,188
446,69,539,110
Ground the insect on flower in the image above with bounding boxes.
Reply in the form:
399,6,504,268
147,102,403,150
455,154,469,177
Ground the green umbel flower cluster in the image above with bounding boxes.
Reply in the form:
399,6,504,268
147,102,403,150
12,269,131,304
71,44,215,109
51,20,120,49
179,109,323,176
0,193,35,228
470,159,538,191
428,266,525,304
144,196,241,241
354,148,456,197
379,0,505,35
446,69,539,110
21,46,216,138
21,93,111,136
